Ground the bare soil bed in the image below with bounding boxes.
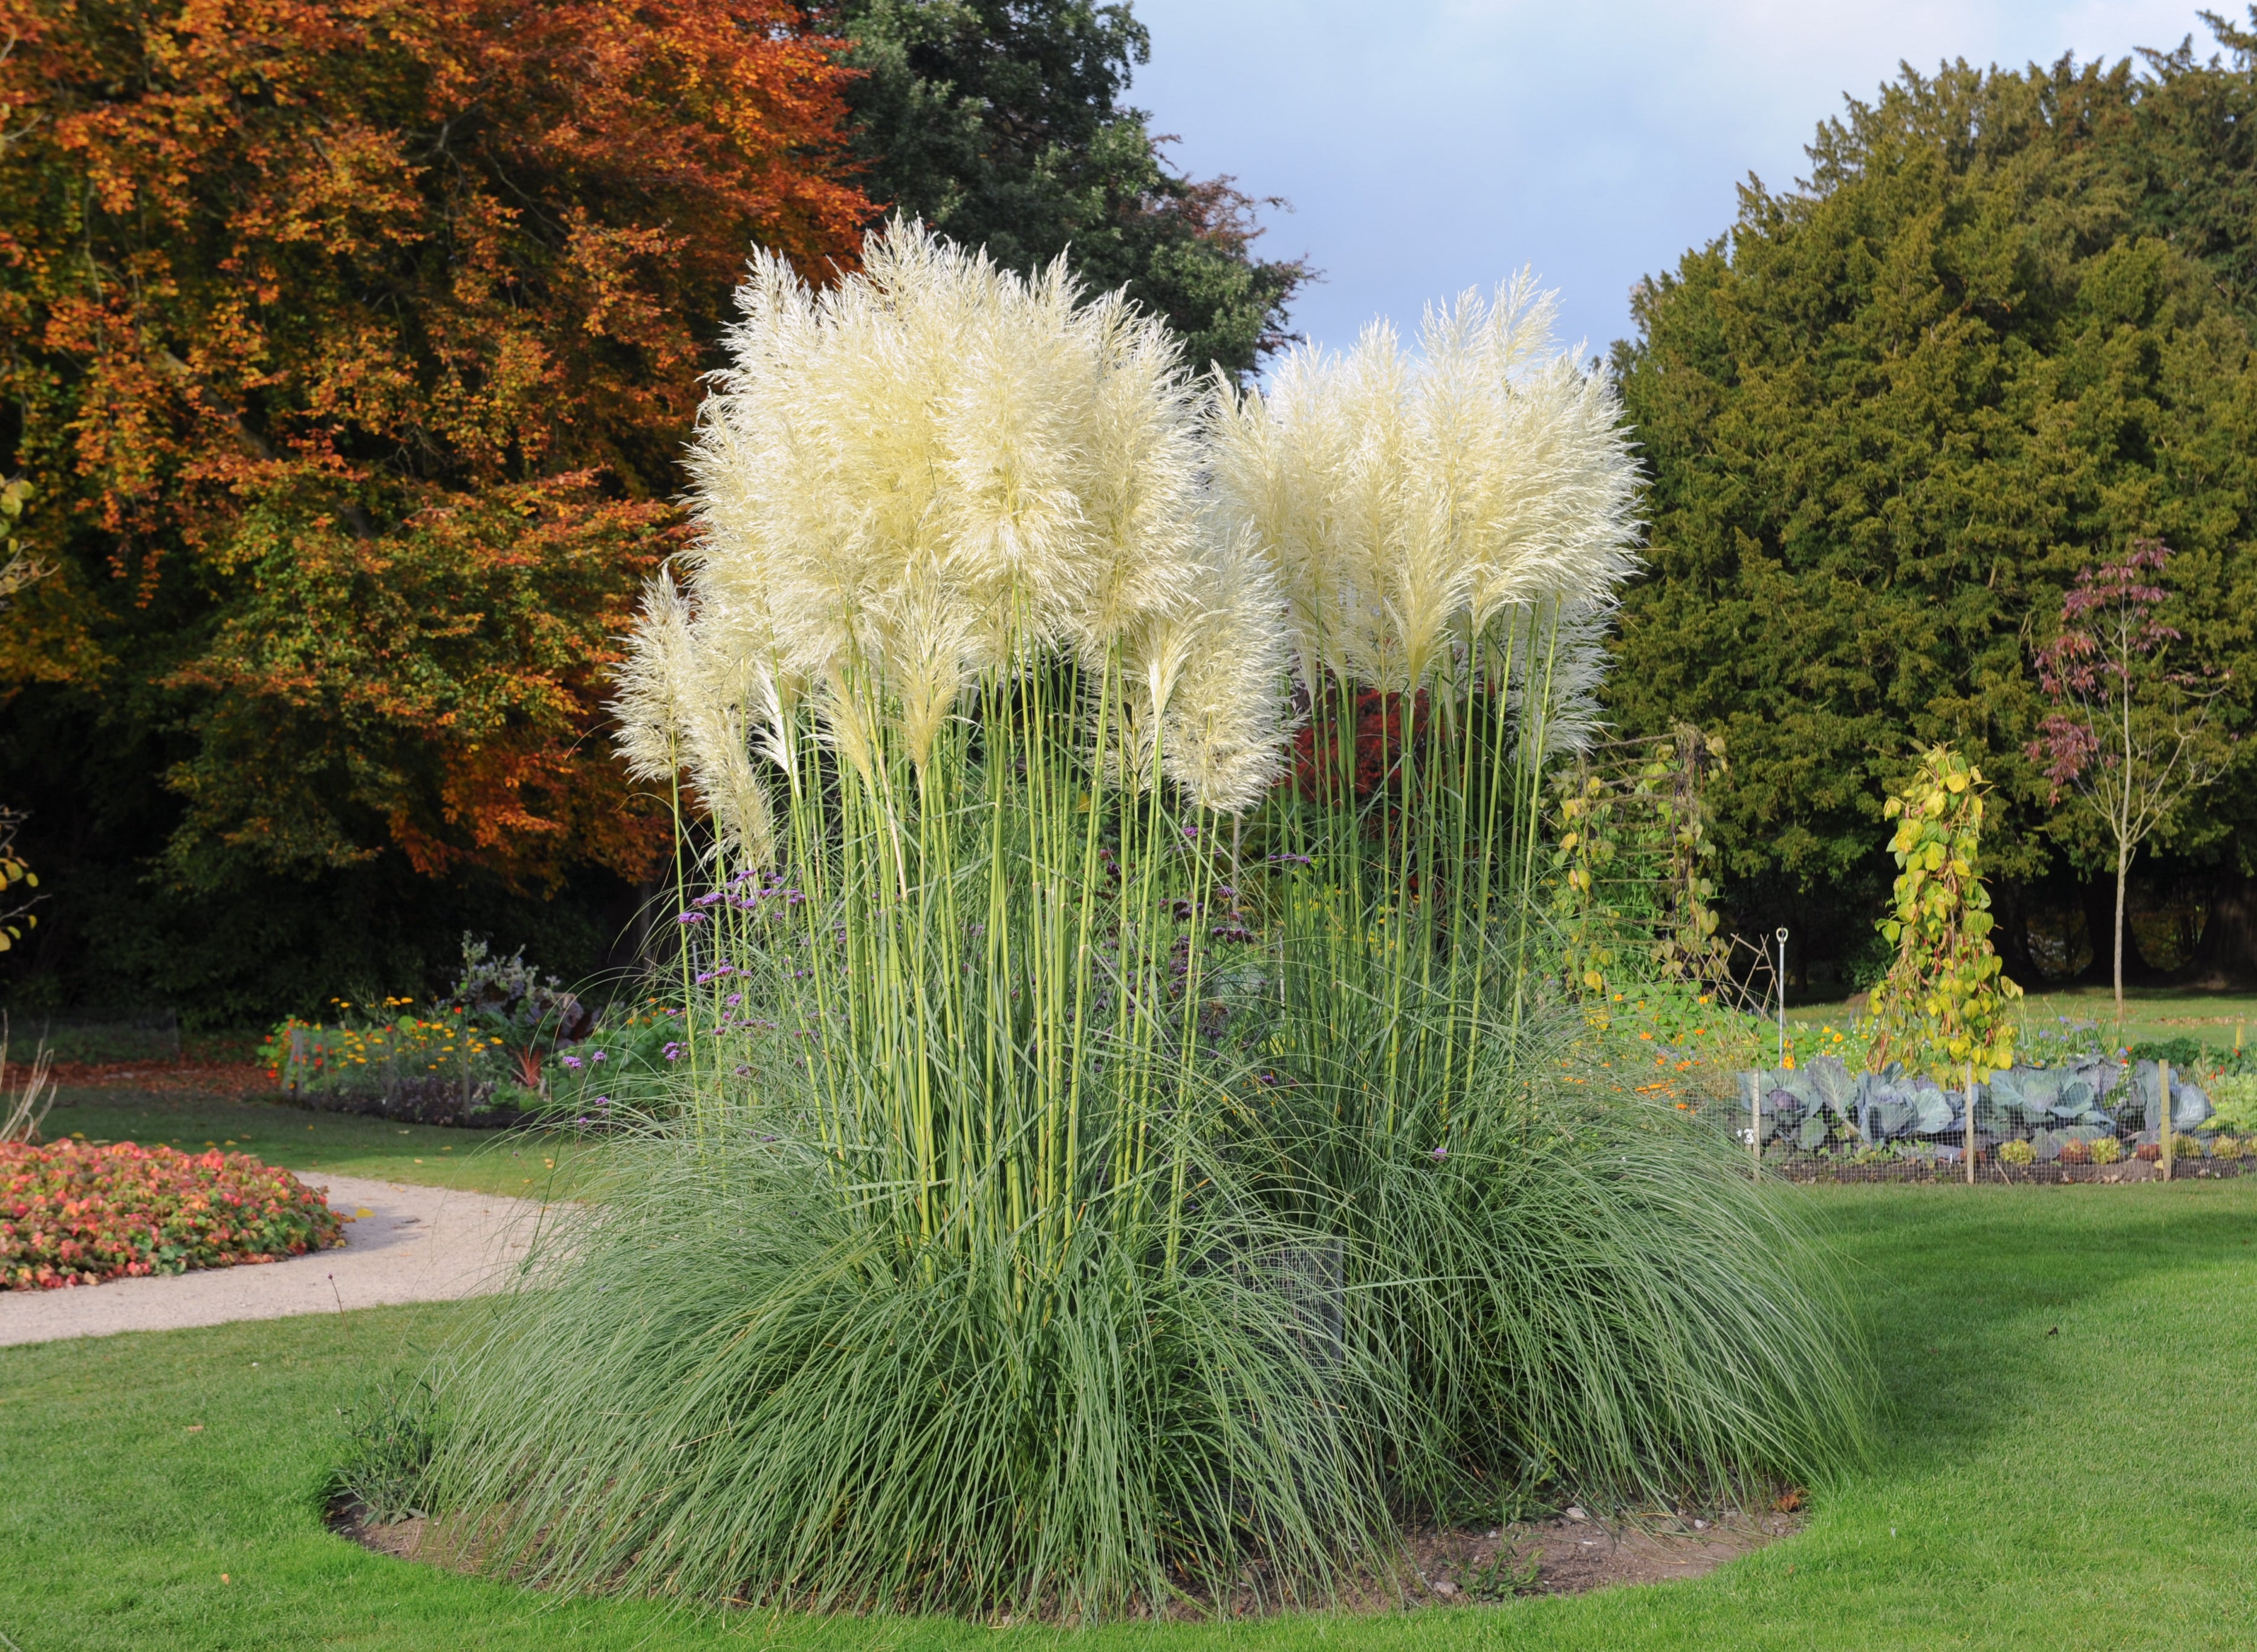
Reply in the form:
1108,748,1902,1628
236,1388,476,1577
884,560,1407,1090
1777,1156,2247,1185
333,1498,1801,1616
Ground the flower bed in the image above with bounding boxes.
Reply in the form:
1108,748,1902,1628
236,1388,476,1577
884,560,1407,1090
1,1140,343,1290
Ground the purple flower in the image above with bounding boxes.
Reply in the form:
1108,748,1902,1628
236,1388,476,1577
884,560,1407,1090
692,891,724,907
677,912,707,926
1430,1146,1448,1162
726,992,742,1007
663,1041,685,1062
733,1064,752,1076
591,1050,608,1064
560,1054,583,1070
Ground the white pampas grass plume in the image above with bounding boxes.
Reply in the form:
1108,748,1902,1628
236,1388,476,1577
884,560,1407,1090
1209,272,1641,701
609,573,782,863
1505,596,1616,760
611,573,696,784
686,227,1199,698
678,631,779,868
662,216,1257,815
1158,533,1293,814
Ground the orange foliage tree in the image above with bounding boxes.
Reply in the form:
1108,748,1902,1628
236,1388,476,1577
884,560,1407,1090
0,0,869,904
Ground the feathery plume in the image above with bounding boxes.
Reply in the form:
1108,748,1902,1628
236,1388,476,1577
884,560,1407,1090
661,217,1256,818
1158,533,1294,814
678,629,779,868
611,573,696,784
1208,272,1641,703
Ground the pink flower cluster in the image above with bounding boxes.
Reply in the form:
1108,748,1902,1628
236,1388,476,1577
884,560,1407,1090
2,1140,345,1290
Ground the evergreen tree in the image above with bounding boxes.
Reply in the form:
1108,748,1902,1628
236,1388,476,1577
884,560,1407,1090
1608,48,2257,980
828,0,1307,377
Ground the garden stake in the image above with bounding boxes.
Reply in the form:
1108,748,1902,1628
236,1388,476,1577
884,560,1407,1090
1775,927,1788,1070
2160,1058,2173,1183
1965,1061,1976,1185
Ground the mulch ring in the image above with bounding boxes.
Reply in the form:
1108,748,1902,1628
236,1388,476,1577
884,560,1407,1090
333,1497,1803,1615
1397,1501,1801,1603
48,1061,281,1099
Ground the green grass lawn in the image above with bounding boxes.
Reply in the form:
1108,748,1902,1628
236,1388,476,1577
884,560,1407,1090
1791,985,2257,1057
37,1087,608,1198
4,1182,2254,1650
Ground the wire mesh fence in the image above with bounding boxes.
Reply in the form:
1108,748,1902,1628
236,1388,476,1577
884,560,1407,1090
1713,1052,2252,1183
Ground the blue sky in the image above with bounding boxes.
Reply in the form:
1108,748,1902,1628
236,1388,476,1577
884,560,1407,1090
1128,1,2224,363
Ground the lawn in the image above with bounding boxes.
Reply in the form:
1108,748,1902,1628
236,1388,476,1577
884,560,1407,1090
2,1177,2253,1650
1791,985,2257,1057
37,1085,608,1199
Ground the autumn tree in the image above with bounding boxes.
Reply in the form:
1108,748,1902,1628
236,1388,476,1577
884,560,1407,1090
0,0,869,1014
2030,541,2235,1018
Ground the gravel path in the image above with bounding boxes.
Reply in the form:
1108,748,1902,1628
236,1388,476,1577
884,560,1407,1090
0,1172,553,1347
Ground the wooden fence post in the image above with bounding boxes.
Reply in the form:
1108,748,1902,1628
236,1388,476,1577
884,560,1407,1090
2160,1058,2174,1183
1966,1062,1978,1185
1749,1068,1762,1183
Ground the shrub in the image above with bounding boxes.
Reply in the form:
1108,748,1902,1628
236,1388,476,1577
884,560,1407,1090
2060,1137,2094,1165
2090,1135,2125,1165
2210,1134,2247,1161
1998,1139,2036,1166
2126,1036,2207,1069
2,1140,342,1289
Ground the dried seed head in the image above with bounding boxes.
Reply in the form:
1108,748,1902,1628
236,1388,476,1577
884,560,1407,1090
1209,272,1641,723
648,218,1267,811
611,572,695,784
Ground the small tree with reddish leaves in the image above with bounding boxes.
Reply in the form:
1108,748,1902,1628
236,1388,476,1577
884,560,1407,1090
2028,540,2233,1021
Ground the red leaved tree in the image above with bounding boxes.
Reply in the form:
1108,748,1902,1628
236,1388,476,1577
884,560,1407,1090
0,0,870,897
2028,540,2233,1019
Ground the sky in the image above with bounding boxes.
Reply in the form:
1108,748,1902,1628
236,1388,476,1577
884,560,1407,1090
1127,0,2226,364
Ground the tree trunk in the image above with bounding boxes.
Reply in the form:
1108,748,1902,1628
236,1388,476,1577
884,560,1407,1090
2114,843,2129,1024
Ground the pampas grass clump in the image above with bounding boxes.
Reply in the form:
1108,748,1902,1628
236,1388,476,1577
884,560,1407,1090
396,224,1868,1621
